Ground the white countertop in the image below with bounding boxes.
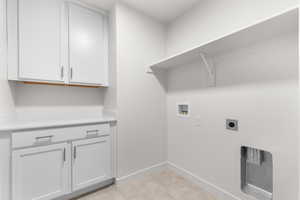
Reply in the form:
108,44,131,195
0,116,116,132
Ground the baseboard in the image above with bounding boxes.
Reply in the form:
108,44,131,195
167,162,241,200
243,183,272,200
116,161,167,182
56,178,115,200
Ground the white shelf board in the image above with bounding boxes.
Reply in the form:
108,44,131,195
150,7,298,70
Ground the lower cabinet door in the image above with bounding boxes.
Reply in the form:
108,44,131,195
12,143,70,200
72,136,111,191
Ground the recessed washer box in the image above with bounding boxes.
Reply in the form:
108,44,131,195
177,103,190,117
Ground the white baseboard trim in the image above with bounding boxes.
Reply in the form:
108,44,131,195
116,162,167,182
167,161,241,200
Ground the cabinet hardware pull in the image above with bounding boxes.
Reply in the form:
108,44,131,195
34,135,53,145
70,68,73,80
63,148,66,162
86,130,99,138
73,146,77,159
86,130,99,133
35,135,53,141
61,66,64,79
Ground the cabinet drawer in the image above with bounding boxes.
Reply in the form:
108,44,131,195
12,124,110,149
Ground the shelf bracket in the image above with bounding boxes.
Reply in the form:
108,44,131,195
200,53,216,87
146,68,154,74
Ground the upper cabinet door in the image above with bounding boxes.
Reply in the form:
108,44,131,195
17,0,64,82
68,3,108,86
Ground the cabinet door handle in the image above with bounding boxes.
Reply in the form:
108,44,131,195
35,135,53,140
60,66,64,79
35,135,53,144
86,130,99,138
63,148,66,162
70,68,73,80
73,146,77,159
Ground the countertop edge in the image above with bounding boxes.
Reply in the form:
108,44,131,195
0,118,117,132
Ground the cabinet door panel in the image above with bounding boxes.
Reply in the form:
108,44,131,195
18,0,63,81
72,136,111,191
69,4,108,85
12,143,70,200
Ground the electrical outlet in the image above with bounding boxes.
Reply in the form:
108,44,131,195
226,119,238,131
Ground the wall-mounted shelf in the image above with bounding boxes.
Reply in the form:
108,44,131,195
149,7,298,77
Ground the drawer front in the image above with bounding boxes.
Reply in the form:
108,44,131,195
12,124,110,149
76,124,110,139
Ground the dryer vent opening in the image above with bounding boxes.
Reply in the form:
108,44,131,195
241,146,273,200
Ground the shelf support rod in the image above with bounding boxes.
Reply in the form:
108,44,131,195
200,53,216,87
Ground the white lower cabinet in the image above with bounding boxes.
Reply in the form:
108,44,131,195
72,136,111,191
12,143,71,200
11,124,112,200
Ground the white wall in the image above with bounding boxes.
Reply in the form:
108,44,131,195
115,3,166,178
0,1,12,199
166,0,299,200
167,0,298,56
0,0,15,120
299,10,300,200
104,7,117,113
13,84,106,120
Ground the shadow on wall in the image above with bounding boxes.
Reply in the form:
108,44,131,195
14,83,106,107
166,32,298,93
10,82,107,119
151,68,168,92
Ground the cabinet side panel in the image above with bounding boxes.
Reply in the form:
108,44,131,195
7,0,19,80
0,134,11,200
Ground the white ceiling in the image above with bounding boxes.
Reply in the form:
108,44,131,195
80,0,200,22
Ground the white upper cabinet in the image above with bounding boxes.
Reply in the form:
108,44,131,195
7,0,109,87
18,0,63,82
68,3,108,86
8,0,64,82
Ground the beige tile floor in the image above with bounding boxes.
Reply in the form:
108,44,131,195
75,169,217,200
